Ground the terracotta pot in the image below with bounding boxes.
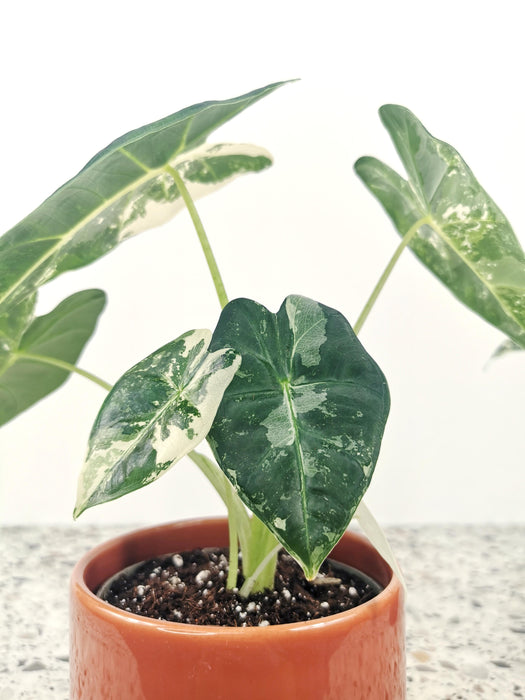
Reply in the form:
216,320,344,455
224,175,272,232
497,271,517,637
70,518,405,699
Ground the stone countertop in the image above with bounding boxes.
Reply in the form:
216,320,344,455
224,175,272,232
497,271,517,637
1,524,523,699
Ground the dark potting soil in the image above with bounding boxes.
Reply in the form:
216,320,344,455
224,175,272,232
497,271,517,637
98,547,382,627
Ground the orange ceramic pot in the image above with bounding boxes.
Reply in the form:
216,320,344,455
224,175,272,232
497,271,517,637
70,518,405,699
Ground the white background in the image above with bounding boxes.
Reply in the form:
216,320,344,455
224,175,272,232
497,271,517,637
0,0,523,526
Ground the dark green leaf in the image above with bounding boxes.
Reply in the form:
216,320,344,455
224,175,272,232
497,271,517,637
208,295,390,578
74,329,241,518
0,289,106,426
355,105,525,348
0,82,289,315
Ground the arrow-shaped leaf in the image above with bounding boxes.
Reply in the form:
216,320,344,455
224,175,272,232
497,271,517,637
0,289,106,426
0,81,288,315
74,329,241,518
355,105,525,348
208,295,390,579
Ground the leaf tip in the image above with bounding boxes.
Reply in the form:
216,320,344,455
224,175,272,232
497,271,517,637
378,103,406,117
378,104,415,133
73,493,89,520
353,156,368,174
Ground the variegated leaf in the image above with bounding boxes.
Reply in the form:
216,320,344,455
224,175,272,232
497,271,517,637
0,290,105,426
355,105,525,348
0,81,289,315
74,329,241,518
208,295,390,579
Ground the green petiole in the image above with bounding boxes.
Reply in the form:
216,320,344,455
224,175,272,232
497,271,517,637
165,165,229,310
354,215,432,335
14,351,112,392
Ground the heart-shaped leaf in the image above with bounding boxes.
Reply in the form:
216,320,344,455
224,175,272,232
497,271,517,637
355,105,525,348
208,295,390,579
74,329,241,518
0,81,289,315
0,289,106,426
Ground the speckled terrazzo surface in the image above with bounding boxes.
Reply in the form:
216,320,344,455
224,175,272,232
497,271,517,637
1,524,523,699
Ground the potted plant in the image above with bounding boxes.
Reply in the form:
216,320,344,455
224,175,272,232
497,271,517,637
1,81,523,699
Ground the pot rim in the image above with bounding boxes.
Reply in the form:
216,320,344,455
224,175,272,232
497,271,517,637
71,516,402,637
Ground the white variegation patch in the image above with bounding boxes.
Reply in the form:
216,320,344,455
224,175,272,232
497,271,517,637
303,452,326,479
74,439,132,512
261,398,294,448
152,423,190,464
261,384,329,451
361,460,374,478
441,203,471,221
286,296,327,368
292,384,327,414
118,143,273,242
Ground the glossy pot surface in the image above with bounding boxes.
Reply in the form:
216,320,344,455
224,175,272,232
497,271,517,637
70,518,405,699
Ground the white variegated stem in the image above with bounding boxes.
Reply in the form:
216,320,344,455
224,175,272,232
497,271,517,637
189,452,279,593
188,450,251,589
15,351,112,392
354,499,406,591
243,515,280,593
165,165,229,310
239,543,282,599
354,215,432,335
226,503,240,590
188,450,252,537
189,450,240,586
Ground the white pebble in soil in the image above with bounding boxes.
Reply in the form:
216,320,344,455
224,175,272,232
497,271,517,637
195,570,210,587
172,554,184,567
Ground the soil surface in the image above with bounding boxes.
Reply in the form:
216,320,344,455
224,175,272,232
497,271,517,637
98,547,382,627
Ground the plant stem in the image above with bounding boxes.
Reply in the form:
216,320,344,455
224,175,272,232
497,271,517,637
188,450,252,590
226,510,240,590
239,543,282,598
15,351,112,391
165,165,229,310
241,515,280,595
164,167,251,586
353,215,432,335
